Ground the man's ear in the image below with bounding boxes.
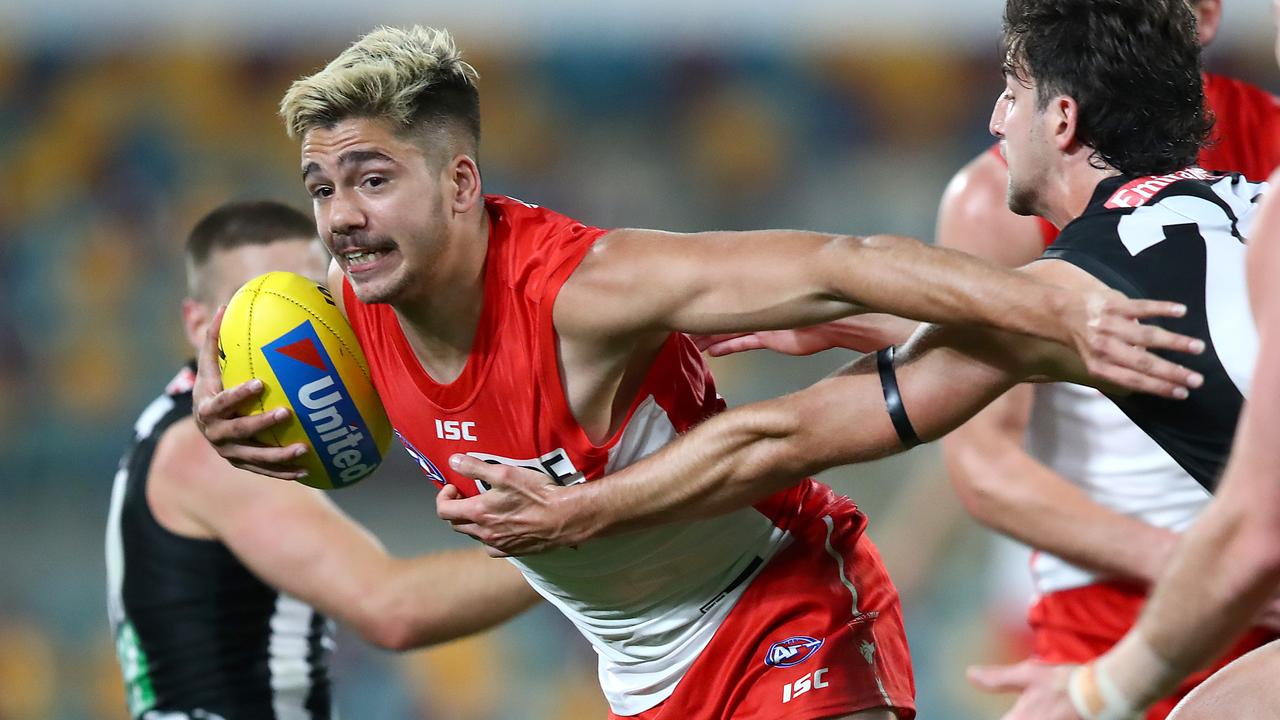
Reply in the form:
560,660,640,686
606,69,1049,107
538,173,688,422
182,297,210,353
1050,95,1080,153
447,154,483,215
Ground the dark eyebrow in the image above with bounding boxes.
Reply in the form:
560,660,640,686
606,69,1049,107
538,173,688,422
339,150,396,166
301,150,396,181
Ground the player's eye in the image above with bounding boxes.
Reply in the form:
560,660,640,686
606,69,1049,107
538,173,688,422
309,185,334,199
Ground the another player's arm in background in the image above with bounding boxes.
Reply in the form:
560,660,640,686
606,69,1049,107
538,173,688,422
556,226,1200,395
152,416,539,650
939,151,1178,584
193,260,350,479
152,415,537,645
440,258,1187,555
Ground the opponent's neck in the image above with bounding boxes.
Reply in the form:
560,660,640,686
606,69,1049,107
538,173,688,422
1041,151,1120,229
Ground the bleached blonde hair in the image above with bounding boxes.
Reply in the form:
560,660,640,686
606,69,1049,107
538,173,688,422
280,26,480,142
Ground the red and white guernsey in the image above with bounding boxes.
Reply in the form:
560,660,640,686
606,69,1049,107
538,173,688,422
342,196,872,715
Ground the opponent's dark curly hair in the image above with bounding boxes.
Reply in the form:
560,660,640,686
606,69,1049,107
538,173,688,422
1002,0,1213,176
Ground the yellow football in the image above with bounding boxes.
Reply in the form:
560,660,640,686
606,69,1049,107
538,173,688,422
218,271,392,489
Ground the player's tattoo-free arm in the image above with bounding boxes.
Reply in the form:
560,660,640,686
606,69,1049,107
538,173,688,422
158,419,539,649
439,318,1069,555
440,257,1207,556
555,227,1203,393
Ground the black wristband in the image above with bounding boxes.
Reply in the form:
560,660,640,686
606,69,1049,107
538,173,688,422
876,346,922,450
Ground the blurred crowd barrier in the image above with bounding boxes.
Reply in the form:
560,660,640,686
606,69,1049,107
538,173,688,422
0,35,1273,719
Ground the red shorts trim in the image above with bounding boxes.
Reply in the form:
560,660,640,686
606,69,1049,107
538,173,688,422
612,489,914,720
1030,580,1279,720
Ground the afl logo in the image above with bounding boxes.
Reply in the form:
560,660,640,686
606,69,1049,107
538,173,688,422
395,431,449,488
765,636,825,668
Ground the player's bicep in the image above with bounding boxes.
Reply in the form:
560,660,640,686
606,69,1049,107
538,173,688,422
555,228,857,340
755,333,1023,475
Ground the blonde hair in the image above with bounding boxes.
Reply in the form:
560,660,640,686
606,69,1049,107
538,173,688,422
280,26,480,141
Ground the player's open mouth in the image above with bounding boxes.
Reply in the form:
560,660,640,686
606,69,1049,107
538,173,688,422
342,247,397,274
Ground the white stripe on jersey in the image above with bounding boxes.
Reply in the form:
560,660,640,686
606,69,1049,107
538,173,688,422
106,394,177,632
821,515,860,617
1115,177,1262,394
269,594,324,720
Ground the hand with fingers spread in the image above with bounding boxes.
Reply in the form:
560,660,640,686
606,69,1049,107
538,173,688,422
968,659,1084,720
435,454,593,557
1060,290,1206,399
192,306,310,481
693,314,919,358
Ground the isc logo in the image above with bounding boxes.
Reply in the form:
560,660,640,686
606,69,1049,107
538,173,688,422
782,667,829,704
435,419,477,441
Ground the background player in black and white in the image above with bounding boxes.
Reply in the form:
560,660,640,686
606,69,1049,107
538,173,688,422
106,200,538,720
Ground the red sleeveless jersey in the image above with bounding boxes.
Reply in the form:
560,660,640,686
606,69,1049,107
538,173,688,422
992,71,1280,249
342,195,722,494
341,195,858,714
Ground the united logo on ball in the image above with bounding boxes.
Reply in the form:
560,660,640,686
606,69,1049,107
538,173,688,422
219,271,392,489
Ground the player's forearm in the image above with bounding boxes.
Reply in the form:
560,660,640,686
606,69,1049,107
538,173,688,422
564,402,816,539
944,430,1177,583
820,234,1076,345
362,549,539,650
1096,497,1280,708
567,372,906,539
1106,393,1280,703
1134,445,1280,677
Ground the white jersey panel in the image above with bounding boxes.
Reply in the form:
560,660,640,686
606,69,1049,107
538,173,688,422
510,396,788,715
1025,383,1210,594
106,393,176,633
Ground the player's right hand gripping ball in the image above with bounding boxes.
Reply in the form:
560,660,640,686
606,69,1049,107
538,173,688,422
219,271,392,489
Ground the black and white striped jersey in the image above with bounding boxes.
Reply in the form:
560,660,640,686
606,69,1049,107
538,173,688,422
1041,169,1263,491
105,364,335,720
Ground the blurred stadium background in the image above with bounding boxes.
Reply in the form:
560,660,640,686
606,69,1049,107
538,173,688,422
0,0,1274,717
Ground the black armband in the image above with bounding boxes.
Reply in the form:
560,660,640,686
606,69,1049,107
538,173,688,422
876,346,922,450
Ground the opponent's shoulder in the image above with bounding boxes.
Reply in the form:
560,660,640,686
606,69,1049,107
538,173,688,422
150,416,323,538
326,258,346,316
147,415,230,538
937,148,1045,263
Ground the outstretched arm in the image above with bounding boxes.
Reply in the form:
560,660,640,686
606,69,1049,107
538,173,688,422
559,228,1199,393
156,417,539,650
441,299,1106,555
